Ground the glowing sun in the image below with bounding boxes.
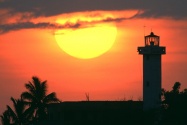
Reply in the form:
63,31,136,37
55,23,117,59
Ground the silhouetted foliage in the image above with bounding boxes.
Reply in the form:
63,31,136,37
172,82,181,93
0,110,11,125
2,78,187,125
21,76,60,122
1,97,33,125
162,82,187,124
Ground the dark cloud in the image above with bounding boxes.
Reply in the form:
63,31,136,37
0,22,81,34
0,0,186,34
0,17,130,34
0,0,187,19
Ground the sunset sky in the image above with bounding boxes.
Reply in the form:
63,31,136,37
0,0,187,114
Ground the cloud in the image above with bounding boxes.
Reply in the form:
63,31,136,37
0,22,82,34
0,16,132,34
0,0,186,34
0,0,187,19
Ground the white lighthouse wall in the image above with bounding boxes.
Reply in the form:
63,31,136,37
143,54,162,110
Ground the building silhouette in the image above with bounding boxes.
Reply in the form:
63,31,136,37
46,101,143,125
138,32,166,110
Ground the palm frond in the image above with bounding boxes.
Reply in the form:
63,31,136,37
15,99,26,121
32,76,41,92
23,105,35,121
41,81,47,98
10,97,22,121
32,76,45,100
22,100,32,106
43,92,60,104
7,105,17,123
10,97,17,108
10,97,26,123
21,92,35,101
25,82,36,95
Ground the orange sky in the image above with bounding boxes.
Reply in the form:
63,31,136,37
0,10,187,114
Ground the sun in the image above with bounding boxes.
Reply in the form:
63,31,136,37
55,23,117,59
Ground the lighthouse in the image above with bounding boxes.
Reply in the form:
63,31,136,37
138,32,166,110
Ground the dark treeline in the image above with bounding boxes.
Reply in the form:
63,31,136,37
1,77,187,125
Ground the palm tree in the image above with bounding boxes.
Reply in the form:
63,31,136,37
21,76,60,122
2,97,33,125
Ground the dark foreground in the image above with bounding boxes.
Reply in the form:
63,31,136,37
33,101,187,125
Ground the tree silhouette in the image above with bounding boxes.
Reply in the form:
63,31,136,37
162,82,187,124
172,82,180,93
21,76,60,122
163,82,181,108
1,97,33,125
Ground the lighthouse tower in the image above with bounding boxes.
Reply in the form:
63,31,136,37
138,32,166,110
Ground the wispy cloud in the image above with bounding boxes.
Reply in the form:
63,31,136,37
0,22,82,34
0,13,137,34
